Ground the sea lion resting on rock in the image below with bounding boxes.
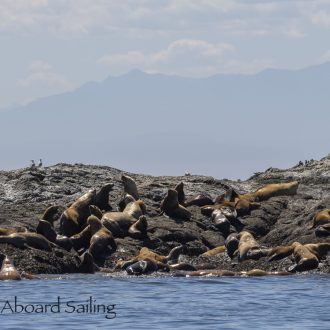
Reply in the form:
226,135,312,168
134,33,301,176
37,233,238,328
59,189,96,237
237,231,266,262
36,220,72,251
41,205,63,227
311,209,330,228
101,198,147,238
115,246,190,275
0,227,27,236
87,216,117,259
225,233,239,258
288,242,319,272
160,189,191,220
0,232,54,251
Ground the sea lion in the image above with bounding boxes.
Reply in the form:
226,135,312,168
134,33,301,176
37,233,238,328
160,189,191,220
59,189,96,237
211,209,231,234
116,246,185,274
89,205,103,220
41,205,63,226
241,269,293,276
70,225,91,252
268,245,294,261
304,243,330,260
0,232,53,251
95,183,114,212
0,256,21,280
128,215,148,239
315,224,330,237
174,182,185,205
37,220,72,251
101,200,146,238
88,216,117,259
237,231,266,262
201,245,226,257
225,233,239,258
0,227,27,236
254,181,299,201
121,174,139,200
288,242,319,272
183,269,236,277
77,251,99,274
311,209,330,228
185,193,214,207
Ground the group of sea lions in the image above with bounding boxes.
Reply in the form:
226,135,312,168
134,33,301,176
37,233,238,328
1,174,330,280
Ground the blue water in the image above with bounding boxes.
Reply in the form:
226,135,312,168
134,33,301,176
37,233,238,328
1,274,330,329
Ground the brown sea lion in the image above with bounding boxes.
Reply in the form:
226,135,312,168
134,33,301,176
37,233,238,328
160,189,191,220
254,181,299,201
89,205,103,220
77,251,99,274
87,216,117,259
0,227,27,236
0,256,21,280
121,174,139,200
237,231,266,262
174,182,185,205
0,232,53,251
41,205,63,226
311,209,330,228
59,189,96,237
128,215,148,239
201,245,226,257
268,245,294,261
185,193,214,207
288,242,319,272
116,246,185,274
95,183,114,212
304,243,330,260
101,199,146,238
70,225,92,251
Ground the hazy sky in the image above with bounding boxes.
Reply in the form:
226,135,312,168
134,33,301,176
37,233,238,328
1,0,330,108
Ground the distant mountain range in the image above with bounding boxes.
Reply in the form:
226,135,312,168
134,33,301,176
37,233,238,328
1,63,330,179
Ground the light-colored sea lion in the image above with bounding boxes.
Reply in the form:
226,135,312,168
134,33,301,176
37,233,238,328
201,245,226,257
311,209,330,228
254,181,299,201
128,215,148,239
121,174,139,200
0,256,21,280
0,227,27,236
304,243,330,260
237,231,266,262
184,269,236,277
59,189,96,237
95,183,114,212
241,269,293,276
185,193,214,207
101,199,146,238
267,245,294,261
288,242,319,272
0,232,53,251
160,189,191,220
87,216,117,259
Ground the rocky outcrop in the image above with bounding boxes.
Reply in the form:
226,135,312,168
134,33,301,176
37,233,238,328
1,155,330,274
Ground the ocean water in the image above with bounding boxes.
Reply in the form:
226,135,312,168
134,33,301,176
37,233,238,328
1,274,330,330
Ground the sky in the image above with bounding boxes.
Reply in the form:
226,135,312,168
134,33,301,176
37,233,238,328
1,0,330,108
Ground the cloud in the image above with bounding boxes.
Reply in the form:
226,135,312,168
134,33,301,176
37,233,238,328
19,60,72,89
98,39,274,76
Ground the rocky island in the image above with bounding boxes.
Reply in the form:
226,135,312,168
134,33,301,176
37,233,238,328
1,155,330,277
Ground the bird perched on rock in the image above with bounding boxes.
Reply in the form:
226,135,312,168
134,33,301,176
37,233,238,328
38,159,43,167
